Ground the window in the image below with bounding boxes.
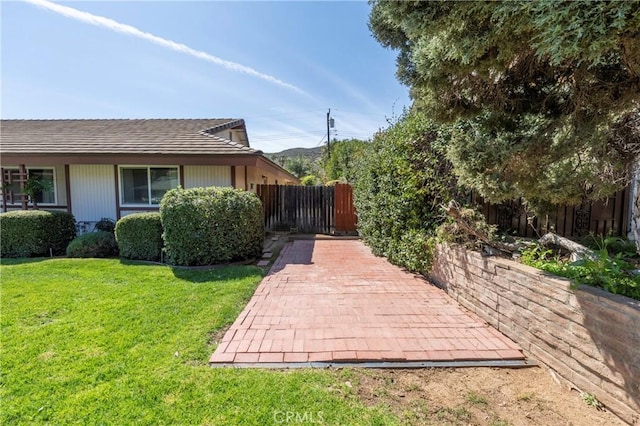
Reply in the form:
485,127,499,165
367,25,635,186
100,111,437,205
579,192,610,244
4,168,56,205
29,169,56,204
120,166,179,205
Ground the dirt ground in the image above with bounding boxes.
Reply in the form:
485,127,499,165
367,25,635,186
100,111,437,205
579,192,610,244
351,366,625,426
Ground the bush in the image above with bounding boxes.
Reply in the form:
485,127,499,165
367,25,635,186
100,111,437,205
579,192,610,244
66,231,117,258
520,244,640,301
300,175,320,186
436,206,498,250
160,187,264,266
352,111,460,273
94,217,116,234
388,229,436,275
0,210,76,257
115,213,163,261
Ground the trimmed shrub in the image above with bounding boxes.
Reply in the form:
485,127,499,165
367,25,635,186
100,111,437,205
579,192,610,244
66,231,117,258
0,210,76,257
115,213,163,261
160,187,264,266
94,217,116,234
352,111,460,274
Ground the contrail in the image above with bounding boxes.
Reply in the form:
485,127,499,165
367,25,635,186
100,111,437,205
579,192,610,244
24,0,307,95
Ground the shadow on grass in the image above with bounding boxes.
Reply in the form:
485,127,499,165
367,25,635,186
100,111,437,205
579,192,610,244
171,265,263,283
116,257,263,283
0,257,52,266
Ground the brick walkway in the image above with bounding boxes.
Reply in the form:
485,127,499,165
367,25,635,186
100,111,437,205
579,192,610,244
210,239,524,365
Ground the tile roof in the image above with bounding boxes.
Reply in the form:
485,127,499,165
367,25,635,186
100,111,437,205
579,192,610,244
0,119,260,155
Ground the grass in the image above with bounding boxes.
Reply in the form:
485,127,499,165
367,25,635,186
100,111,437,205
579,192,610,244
467,390,488,406
0,258,396,425
516,392,535,402
435,406,471,423
581,392,604,410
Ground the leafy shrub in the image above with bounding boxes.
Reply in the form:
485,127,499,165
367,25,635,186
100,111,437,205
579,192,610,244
160,187,264,266
352,110,460,273
0,210,76,257
388,229,436,275
94,218,116,234
436,206,498,249
322,139,367,182
580,234,638,258
66,231,117,258
520,244,640,301
300,175,320,186
115,213,163,261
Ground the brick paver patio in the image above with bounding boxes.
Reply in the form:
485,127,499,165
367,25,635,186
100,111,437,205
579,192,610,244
210,239,524,365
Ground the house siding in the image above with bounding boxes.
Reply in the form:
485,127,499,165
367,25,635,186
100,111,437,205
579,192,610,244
235,166,247,190
55,166,67,207
183,166,232,189
69,165,117,222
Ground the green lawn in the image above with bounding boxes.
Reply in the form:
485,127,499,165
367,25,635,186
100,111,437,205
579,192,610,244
1,259,394,425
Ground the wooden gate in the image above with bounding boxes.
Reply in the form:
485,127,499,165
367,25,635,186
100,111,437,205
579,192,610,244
334,183,357,233
257,184,357,234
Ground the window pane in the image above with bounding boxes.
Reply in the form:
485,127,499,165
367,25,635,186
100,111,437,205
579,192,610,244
28,169,55,204
150,168,178,204
6,170,21,196
121,168,149,204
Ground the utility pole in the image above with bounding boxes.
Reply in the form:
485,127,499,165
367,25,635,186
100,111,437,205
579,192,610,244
326,108,331,158
326,108,334,158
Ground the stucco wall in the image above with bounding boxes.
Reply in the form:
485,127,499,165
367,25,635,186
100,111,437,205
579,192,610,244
429,244,640,425
235,166,247,190
183,165,232,189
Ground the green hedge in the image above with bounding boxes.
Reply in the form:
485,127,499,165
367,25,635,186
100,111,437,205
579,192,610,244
160,187,264,266
66,231,117,258
115,213,163,261
0,210,76,257
352,111,459,274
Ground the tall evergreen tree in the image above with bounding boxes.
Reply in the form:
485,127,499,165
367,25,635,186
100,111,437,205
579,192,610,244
370,1,639,211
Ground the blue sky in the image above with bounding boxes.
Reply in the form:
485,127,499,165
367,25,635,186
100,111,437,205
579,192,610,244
1,1,410,152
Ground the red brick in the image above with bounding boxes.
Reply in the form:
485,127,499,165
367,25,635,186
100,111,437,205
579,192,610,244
308,352,333,362
426,350,454,361
212,241,525,371
450,350,480,360
258,352,284,363
284,352,309,363
233,353,260,363
496,349,524,359
356,351,382,361
332,351,358,361
380,351,406,361
209,352,235,363
258,339,272,353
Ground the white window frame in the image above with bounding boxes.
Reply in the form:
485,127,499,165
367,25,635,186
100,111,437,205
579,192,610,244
118,165,179,207
4,166,58,206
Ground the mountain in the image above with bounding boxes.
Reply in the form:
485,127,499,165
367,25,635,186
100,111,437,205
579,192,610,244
265,146,324,162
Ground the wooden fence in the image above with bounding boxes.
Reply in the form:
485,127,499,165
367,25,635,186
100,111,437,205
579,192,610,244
257,183,629,239
256,184,357,234
474,188,630,238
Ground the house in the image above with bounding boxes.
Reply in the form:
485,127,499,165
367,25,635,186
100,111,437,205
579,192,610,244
0,119,298,227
